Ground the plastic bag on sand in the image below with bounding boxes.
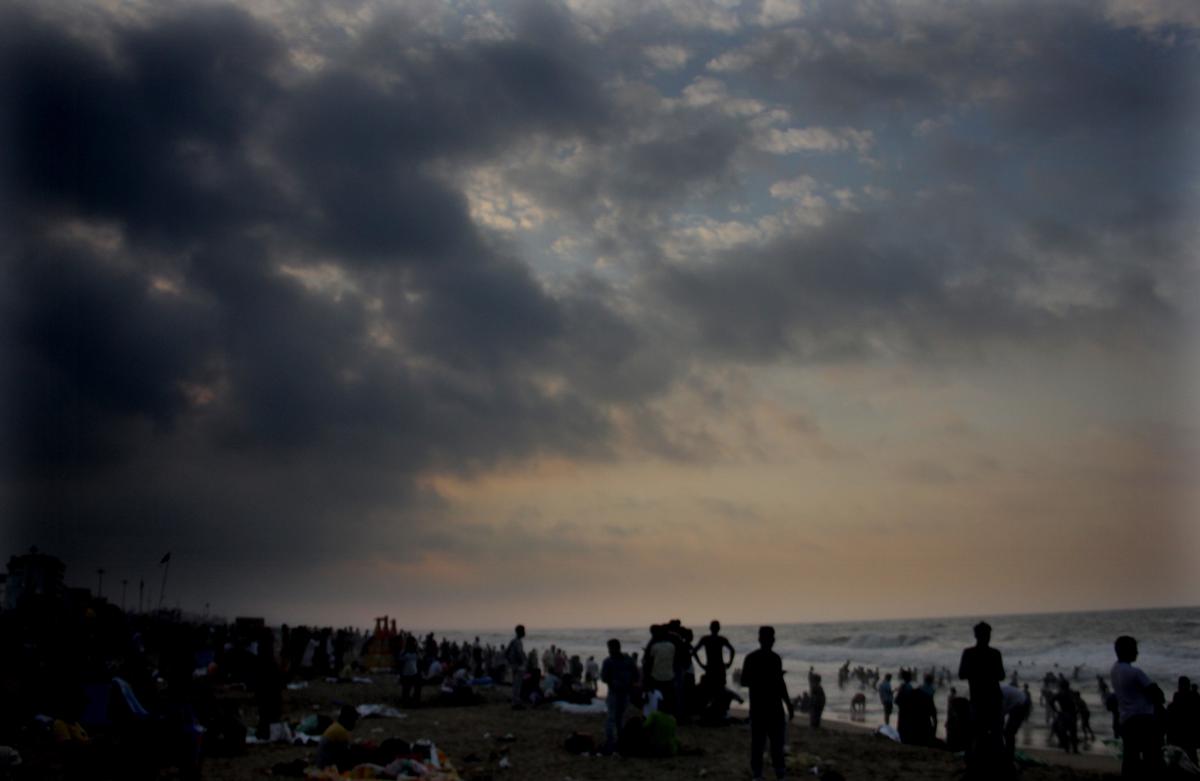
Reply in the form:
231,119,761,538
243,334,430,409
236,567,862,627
874,724,901,742
356,704,406,719
383,753,462,780
270,722,295,743
1165,745,1200,775
552,701,606,715
0,746,21,767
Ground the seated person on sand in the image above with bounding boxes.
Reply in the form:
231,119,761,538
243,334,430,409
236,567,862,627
541,670,562,700
697,675,745,726
585,656,600,692
315,705,359,771
522,668,545,705
437,666,481,706
563,676,596,705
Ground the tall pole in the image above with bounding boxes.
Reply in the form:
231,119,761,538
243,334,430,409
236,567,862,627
139,579,145,613
96,568,105,598
121,580,129,612
158,558,170,610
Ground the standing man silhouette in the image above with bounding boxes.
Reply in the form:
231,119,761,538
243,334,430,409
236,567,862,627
741,626,793,781
506,625,527,709
1111,635,1163,777
959,621,1006,772
694,620,736,705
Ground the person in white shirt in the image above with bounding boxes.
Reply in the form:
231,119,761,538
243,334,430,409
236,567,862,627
644,625,677,714
1110,635,1163,777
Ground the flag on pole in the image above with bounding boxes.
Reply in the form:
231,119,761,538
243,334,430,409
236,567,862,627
160,552,171,564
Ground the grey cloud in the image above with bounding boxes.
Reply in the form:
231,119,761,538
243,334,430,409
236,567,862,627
0,0,639,612
1,0,1193,621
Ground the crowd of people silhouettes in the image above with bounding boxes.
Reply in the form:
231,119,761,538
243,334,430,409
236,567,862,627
2,585,1197,780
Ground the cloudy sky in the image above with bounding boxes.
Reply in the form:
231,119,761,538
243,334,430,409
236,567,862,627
2,0,1198,630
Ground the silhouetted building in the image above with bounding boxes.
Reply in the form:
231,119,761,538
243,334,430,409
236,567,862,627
4,547,66,610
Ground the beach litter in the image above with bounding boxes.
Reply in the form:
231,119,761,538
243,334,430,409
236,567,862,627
357,704,407,719
0,746,21,768
288,681,310,690
1165,745,1200,775
290,738,462,779
873,724,901,742
551,701,606,715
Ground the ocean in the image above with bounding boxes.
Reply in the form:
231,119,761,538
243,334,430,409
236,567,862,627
430,606,1200,757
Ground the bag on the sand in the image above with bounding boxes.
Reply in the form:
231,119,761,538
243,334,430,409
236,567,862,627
1164,746,1200,775
643,711,678,757
874,724,901,742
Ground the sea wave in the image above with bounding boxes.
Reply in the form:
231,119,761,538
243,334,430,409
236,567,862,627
807,633,936,650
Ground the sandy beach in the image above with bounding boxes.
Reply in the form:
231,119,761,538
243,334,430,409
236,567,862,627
197,677,1121,780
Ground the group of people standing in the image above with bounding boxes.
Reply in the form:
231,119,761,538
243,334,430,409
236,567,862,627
953,623,1193,778
505,620,1194,779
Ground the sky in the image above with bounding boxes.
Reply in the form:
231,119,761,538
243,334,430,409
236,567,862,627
2,0,1198,631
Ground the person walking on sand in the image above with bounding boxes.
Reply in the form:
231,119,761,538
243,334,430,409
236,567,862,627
1111,635,1164,777
601,639,636,754
742,626,794,781
959,621,1006,771
1074,690,1095,744
1051,679,1080,754
879,673,895,726
506,625,527,709
809,674,827,730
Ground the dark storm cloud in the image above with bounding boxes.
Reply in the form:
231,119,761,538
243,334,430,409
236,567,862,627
2,4,283,243
1,0,1195,618
1,236,219,469
0,0,628,596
